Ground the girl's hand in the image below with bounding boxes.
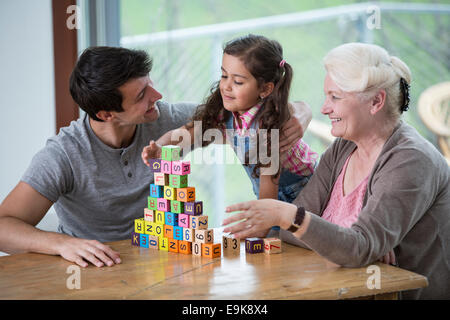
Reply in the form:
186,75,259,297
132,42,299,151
222,199,296,239
379,250,397,266
141,140,162,166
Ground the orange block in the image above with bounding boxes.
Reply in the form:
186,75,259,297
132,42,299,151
176,187,195,202
179,240,192,254
168,239,179,253
202,243,221,258
164,225,174,239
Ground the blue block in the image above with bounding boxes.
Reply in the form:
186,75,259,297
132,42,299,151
165,212,178,226
149,184,163,198
173,226,183,240
140,234,149,248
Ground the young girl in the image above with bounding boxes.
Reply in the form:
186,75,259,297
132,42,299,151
142,34,317,211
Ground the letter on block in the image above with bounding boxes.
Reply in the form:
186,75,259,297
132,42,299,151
154,223,164,238
245,238,264,254
202,243,221,259
171,160,190,175
176,187,195,202
145,221,155,235
184,201,203,215
134,218,145,234
155,210,165,224
149,158,161,173
173,226,183,241
154,172,168,186
164,224,173,239
190,215,208,230
170,200,184,214
140,234,149,248
131,232,140,246
263,238,282,254
160,160,172,174
148,235,159,250
223,234,239,253
192,242,202,256
178,213,190,228
159,237,169,252
149,184,163,198
164,212,178,226
169,174,188,188
148,197,158,210
168,239,179,253
195,229,214,244
183,228,194,242
179,241,192,254
164,186,177,201
161,145,181,161
144,208,154,222
157,199,170,212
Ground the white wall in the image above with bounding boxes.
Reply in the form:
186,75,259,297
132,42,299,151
0,0,59,255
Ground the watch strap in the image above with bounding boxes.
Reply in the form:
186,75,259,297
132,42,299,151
287,206,306,233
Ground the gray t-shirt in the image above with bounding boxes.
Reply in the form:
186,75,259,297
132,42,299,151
21,101,197,242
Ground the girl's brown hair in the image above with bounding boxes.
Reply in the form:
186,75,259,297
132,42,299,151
187,34,293,179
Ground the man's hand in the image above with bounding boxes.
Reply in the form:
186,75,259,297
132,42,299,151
141,140,162,166
57,236,121,268
280,101,312,153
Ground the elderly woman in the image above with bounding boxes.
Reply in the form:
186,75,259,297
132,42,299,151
222,43,450,300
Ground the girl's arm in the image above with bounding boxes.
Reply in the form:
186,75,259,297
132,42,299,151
253,172,281,237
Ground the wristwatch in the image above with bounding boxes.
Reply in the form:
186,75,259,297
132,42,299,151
287,206,306,233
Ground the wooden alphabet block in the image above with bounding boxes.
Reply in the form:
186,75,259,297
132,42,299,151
157,199,170,212
171,160,190,175
154,223,164,238
164,212,178,226
179,241,192,254
184,201,203,215
168,239,179,253
164,186,177,201
190,215,208,230
140,234,149,248
148,158,161,173
173,226,183,241
131,232,140,246
154,172,168,186
159,237,169,252
144,208,154,222
147,197,158,210
161,145,181,161
176,187,195,202
134,218,145,234
169,174,188,188
183,228,194,242
178,213,190,228
222,234,240,253
160,160,172,174
202,243,221,258
195,229,214,244
192,242,202,256
144,221,156,236
245,238,264,254
163,224,173,239
263,238,282,254
149,184,163,198
148,235,159,249
170,200,184,214
155,210,165,224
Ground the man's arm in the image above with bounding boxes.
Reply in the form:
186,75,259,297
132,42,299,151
0,182,121,267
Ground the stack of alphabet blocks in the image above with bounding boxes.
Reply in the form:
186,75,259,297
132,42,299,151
131,145,221,258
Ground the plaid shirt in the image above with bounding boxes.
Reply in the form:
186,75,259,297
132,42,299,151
231,104,318,176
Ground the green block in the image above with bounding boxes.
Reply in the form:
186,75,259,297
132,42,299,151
171,200,184,213
148,196,158,210
161,145,181,161
169,174,188,188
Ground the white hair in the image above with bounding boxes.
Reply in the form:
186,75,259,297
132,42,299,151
323,42,412,120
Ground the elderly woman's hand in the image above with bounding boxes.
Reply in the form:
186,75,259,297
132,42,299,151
222,199,297,239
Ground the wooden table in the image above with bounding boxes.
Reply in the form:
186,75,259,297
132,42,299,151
0,235,427,300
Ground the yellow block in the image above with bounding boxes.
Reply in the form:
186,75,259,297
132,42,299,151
134,218,145,234
155,210,165,224
164,186,177,201
159,237,169,252
144,221,156,236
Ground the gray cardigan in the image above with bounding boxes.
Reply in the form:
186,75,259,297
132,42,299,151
280,121,450,299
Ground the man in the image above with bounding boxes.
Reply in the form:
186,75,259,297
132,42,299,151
0,47,311,268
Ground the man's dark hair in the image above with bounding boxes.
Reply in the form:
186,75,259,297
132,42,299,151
69,46,153,121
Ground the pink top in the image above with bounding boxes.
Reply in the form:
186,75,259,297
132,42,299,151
321,152,369,228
